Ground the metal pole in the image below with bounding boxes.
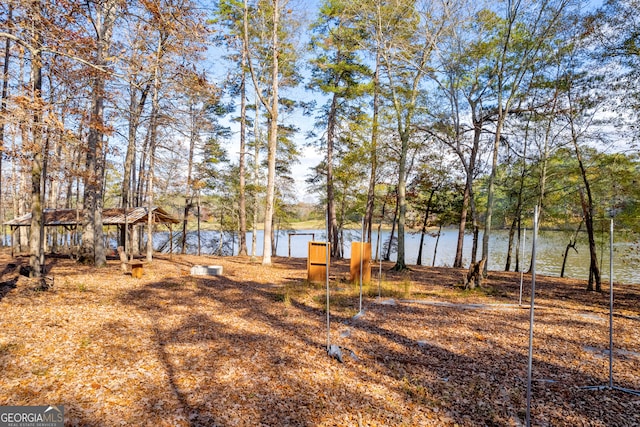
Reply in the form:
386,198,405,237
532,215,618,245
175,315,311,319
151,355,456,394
578,217,640,396
609,218,614,389
526,207,539,427
326,210,331,350
519,228,526,306
359,216,364,314
378,229,382,298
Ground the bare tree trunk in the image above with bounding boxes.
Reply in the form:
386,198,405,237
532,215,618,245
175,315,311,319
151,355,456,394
482,120,502,273
394,133,409,271
238,44,248,256
416,190,435,266
23,1,45,277
561,220,582,278
432,225,442,267
81,86,107,266
251,92,260,260
505,215,517,271
471,225,479,265
384,189,398,262
181,200,191,254
136,129,148,210
182,102,197,254
121,82,149,250
146,36,163,263
0,5,11,247
579,189,600,291
81,0,117,267
261,2,280,266
326,93,340,258
506,125,529,271
218,208,224,255
243,0,280,266
453,101,481,268
13,157,30,252
454,184,469,268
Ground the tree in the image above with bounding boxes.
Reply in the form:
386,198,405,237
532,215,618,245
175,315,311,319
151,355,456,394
587,0,640,144
0,1,47,277
309,0,371,258
366,0,455,270
409,150,457,266
243,0,301,265
215,0,251,256
80,0,119,267
481,0,574,273
565,87,602,292
0,3,13,247
244,0,280,265
427,6,498,268
176,70,220,254
119,22,151,252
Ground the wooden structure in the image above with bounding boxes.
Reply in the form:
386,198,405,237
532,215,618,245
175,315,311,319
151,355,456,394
349,241,372,284
3,207,180,257
307,241,330,283
128,261,145,279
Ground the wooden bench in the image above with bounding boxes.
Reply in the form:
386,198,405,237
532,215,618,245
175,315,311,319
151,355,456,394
128,261,144,279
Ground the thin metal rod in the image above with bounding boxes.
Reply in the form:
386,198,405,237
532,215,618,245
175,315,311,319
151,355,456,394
519,228,526,306
580,218,640,396
326,210,330,350
609,218,614,389
359,216,364,313
526,207,539,427
378,229,382,298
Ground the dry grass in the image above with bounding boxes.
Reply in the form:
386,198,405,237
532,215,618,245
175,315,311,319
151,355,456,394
1,251,639,426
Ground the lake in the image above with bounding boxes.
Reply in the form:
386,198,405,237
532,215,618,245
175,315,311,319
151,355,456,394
156,227,640,285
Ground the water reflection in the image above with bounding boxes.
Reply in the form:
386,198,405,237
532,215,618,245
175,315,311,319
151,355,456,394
156,228,640,285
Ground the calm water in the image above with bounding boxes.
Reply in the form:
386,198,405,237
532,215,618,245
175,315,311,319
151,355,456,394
156,227,640,285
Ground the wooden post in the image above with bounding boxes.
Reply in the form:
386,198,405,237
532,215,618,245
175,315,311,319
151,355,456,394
10,225,15,258
169,224,173,256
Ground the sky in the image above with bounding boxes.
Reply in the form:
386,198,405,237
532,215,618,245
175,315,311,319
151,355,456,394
204,1,326,205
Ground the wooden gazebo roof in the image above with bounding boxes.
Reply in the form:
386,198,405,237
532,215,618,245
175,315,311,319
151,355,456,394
3,207,180,227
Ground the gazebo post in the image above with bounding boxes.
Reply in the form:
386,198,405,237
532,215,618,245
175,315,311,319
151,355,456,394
169,223,173,255
124,206,129,261
10,225,15,258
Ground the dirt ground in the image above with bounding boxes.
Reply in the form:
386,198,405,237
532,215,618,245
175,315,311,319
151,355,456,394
1,251,639,426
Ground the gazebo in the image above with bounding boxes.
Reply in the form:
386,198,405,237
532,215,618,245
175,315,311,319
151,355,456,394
3,206,180,256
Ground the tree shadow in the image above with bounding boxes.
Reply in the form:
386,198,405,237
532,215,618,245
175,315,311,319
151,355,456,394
113,259,640,426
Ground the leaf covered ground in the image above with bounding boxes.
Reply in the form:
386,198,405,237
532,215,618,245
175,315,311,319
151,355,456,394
1,251,639,426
